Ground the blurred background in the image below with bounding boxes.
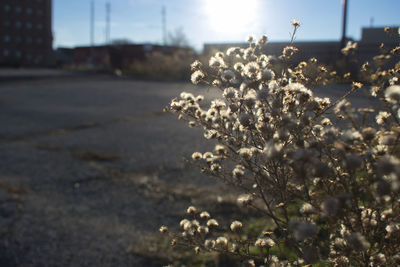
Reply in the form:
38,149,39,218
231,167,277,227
0,0,399,76
0,0,399,266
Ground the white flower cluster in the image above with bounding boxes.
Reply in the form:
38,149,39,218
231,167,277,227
163,23,400,266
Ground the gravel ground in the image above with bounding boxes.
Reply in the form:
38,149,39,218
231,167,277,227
0,72,378,266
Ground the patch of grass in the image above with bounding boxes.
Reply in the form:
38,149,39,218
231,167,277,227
0,181,29,195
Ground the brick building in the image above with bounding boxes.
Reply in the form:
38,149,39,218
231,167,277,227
0,0,53,67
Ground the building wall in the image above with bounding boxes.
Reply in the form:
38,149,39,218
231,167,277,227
0,0,53,67
264,42,341,65
358,27,399,69
203,27,399,68
203,41,341,66
361,27,400,44
74,46,111,67
72,44,193,69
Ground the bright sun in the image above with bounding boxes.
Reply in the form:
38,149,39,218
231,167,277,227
203,0,260,35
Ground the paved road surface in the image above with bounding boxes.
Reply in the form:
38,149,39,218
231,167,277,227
0,72,377,266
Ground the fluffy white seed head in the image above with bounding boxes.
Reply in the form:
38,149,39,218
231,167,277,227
216,236,228,247
191,70,205,85
191,152,202,160
221,70,236,82
199,211,211,220
223,87,240,99
186,206,197,215
207,219,219,227
230,221,243,232
159,225,168,233
244,62,261,80
237,194,253,206
300,203,316,215
255,238,275,248
204,239,215,249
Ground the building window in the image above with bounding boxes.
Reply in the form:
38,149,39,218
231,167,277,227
16,6,22,14
26,8,33,15
15,21,22,29
27,22,32,30
4,35,11,43
37,9,43,16
16,51,22,58
36,38,43,45
37,24,43,30
3,20,10,27
4,5,11,12
37,55,43,63
15,37,22,44
27,37,32,44
3,49,10,57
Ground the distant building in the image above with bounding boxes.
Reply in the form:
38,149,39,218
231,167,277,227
0,0,53,67
203,26,399,67
357,27,399,68
72,44,193,69
55,47,74,66
204,41,342,65
360,27,399,44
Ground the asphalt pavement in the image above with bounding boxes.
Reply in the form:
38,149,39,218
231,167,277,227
0,71,378,266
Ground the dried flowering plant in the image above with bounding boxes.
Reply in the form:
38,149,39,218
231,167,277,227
162,22,400,266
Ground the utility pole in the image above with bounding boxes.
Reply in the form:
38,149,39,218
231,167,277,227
162,5,167,45
340,0,348,49
90,0,95,65
106,1,111,44
91,0,95,47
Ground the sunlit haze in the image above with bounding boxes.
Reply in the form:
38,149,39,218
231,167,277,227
202,0,261,35
53,0,400,51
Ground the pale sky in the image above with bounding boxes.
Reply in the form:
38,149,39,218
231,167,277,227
53,0,400,51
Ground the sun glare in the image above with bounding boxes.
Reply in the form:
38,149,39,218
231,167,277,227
203,0,260,35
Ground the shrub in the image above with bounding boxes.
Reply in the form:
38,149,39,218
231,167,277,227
127,49,195,80
163,22,400,266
